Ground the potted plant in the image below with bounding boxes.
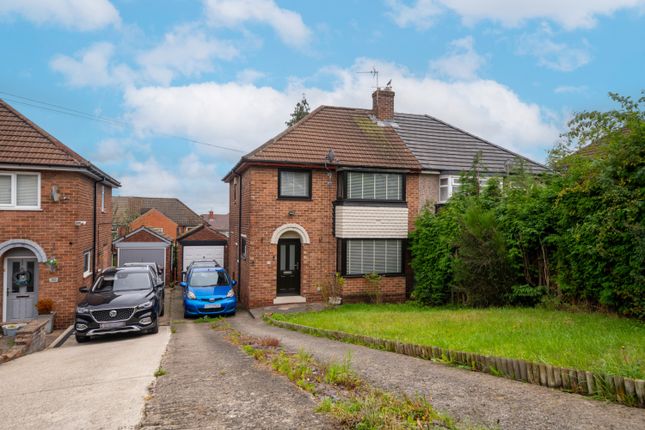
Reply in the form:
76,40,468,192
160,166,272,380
2,323,25,337
45,257,58,273
35,298,56,333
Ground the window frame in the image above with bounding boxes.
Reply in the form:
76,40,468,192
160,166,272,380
0,171,41,210
83,250,93,278
339,238,405,277
277,168,312,200
439,174,497,203
337,171,405,203
240,234,248,260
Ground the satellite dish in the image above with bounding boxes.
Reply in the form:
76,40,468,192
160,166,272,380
51,185,60,202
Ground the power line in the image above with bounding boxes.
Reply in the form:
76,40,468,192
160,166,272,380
0,90,245,154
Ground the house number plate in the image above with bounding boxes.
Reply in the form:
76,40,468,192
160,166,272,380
49,277,59,283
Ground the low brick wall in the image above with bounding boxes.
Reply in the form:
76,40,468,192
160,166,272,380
0,319,49,364
265,316,645,408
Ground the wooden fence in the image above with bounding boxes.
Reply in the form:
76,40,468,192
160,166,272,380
265,315,645,408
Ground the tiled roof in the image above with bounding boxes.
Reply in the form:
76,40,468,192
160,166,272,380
393,113,548,173
113,196,204,227
201,213,229,231
243,106,421,170
0,99,120,185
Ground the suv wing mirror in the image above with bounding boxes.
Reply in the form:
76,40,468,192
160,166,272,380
79,287,89,293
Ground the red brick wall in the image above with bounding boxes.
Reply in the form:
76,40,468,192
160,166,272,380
130,208,179,240
0,170,114,328
228,166,420,308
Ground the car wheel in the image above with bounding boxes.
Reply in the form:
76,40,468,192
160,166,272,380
75,334,89,343
148,319,159,334
183,310,190,319
227,311,236,317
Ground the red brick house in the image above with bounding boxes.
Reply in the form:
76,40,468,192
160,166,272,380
0,99,120,328
113,196,204,240
224,88,547,309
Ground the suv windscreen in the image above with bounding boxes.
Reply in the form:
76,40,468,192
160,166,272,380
93,272,152,292
189,271,229,287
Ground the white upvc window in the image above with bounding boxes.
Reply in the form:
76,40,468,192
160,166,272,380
439,175,496,203
83,251,92,278
0,172,41,210
346,239,402,275
101,185,105,213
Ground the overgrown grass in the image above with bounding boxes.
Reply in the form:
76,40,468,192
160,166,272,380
273,304,645,379
213,320,460,429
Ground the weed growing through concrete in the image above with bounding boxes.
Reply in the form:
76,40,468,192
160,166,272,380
211,320,459,429
154,368,167,377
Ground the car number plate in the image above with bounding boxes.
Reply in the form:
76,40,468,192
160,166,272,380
204,303,221,309
100,322,126,329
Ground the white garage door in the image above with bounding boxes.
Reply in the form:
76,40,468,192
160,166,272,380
183,245,224,268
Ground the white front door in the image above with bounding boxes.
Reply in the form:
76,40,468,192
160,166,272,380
183,246,224,269
6,257,38,321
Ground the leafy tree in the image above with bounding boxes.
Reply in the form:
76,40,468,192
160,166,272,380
285,93,310,127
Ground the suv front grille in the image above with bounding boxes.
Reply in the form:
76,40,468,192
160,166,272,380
91,308,135,322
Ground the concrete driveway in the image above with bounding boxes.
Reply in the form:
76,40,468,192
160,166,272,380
0,328,170,430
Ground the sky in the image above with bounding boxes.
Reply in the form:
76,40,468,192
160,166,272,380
0,0,643,214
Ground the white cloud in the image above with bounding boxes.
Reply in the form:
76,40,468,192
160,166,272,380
94,138,150,163
122,58,559,161
386,0,645,30
518,24,591,72
116,155,229,213
429,36,485,80
0,0,120,31
554,85,587,94
236,68,266,84
385,0,443,30
137,24,238,85
50,42,135,87
204,0,311,48
51,25,239,88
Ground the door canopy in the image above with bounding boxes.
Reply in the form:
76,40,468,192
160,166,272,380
0,239,47,262
270,224,310,244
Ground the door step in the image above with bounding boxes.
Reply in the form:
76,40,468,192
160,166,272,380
273,295,306,305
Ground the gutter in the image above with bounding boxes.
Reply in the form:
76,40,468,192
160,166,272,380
92,177,103,283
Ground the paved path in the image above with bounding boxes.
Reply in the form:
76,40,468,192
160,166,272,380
231,313,645,430
138,321,332,429
0,327,170,430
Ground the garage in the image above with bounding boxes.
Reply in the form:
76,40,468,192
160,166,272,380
113,226,172,283
178,224,228,273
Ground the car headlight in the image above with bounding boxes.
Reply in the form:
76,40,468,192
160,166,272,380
187,290,196,299
76,306,90,314
136,300,153,310
226,288,235,298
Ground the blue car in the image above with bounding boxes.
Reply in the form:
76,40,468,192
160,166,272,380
181,267,237,318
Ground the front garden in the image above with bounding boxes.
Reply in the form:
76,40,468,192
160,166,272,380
272,304,645,380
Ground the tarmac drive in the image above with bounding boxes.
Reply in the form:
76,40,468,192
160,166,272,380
0,327,170,430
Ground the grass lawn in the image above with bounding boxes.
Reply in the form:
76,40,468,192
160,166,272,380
272,304,645,379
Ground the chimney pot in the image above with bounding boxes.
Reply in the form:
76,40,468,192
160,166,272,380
372,88,395,121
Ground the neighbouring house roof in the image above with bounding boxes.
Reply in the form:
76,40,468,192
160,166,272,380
224,106,422,179
393,113,549,174
200,213,229,231
113,226,172,244
178,224,228,244
0,99,120,186
113,196,204,227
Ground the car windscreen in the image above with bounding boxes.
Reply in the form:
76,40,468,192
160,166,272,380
189,271,228,287
93,272,152,292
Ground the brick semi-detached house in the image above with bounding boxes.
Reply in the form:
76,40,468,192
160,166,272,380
224,87,547,309
0,100,120,328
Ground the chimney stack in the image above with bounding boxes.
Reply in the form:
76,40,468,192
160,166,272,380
208,210,215,225
372,88,395,121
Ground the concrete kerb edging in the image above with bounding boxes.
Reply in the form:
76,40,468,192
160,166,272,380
263,314,645,408
49,325,74,348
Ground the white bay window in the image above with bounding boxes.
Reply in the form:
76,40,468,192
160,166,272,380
0,172,40,210
344,239,402,275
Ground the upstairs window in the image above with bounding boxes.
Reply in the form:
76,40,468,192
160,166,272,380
439,175,497,203
278,170,311,199
0,172,40,210
342,171,403,201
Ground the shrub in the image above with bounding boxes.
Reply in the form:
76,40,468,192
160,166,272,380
35,298,54,315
